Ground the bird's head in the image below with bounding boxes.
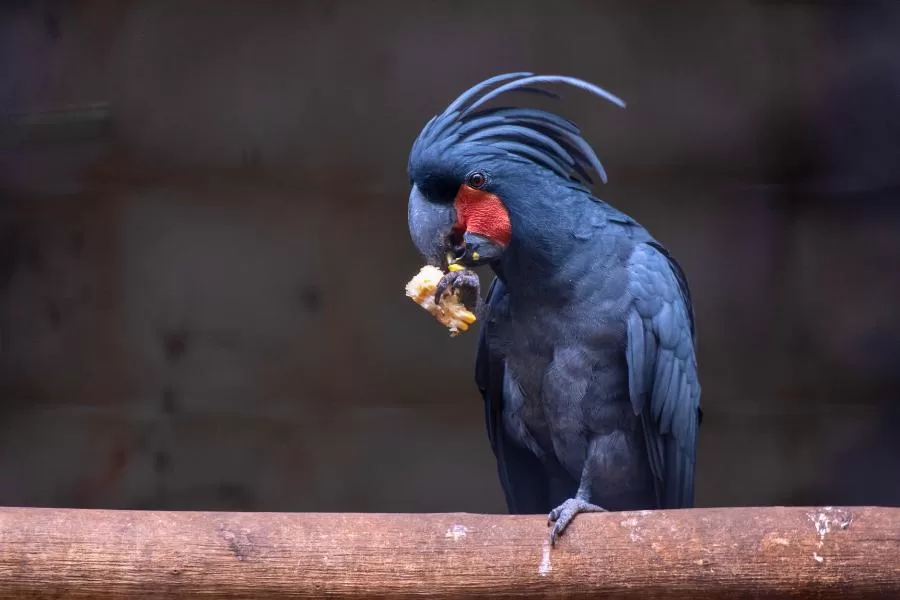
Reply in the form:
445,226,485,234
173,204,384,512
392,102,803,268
406,72,625,271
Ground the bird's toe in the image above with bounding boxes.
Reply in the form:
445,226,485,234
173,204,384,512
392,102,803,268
546,497,607,545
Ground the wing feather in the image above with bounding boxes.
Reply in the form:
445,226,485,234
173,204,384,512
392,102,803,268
625,242,702,509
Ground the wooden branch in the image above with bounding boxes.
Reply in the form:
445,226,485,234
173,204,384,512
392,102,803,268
0,506,897,599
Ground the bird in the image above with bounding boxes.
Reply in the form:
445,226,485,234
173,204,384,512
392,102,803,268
406,72,702,545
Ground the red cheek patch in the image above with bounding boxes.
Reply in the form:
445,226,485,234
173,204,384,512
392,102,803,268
453,185,512,246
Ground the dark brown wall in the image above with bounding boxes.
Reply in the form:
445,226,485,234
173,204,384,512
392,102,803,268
1,0,898,512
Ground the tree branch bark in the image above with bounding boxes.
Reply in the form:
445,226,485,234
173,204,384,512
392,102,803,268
0,506,897,599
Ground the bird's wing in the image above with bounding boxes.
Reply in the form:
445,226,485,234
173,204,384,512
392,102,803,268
624,242,702,508
475,276,551,514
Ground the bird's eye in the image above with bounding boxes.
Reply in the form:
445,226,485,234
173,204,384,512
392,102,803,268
467,171,486,189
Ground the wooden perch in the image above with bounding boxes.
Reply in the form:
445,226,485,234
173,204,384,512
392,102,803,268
0,506,897,599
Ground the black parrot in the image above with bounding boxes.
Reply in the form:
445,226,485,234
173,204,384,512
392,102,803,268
406,72,702,544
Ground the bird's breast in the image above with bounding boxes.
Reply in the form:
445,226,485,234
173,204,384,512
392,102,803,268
497,294,634,463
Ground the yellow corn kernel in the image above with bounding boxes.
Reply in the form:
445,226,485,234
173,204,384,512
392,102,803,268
460,311,477,324
448,263,464,272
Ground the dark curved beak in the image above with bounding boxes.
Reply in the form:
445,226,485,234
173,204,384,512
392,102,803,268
408,184,456,266
408,184,505,270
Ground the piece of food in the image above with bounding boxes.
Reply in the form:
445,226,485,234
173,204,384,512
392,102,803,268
405,265,477,336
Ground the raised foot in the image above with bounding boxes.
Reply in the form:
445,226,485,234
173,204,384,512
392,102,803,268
434,269,480,312
547,497,607,546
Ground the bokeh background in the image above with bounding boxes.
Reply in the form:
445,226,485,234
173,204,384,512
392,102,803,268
1,0,899,513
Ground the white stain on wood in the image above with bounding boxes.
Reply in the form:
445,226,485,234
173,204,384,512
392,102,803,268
445,524,467,541
538,540,552,576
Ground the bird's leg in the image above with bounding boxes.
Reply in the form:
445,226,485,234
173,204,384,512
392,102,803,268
547,474,607,546
434,269,481,313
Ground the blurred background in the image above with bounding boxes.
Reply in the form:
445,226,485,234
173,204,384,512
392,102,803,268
1,0,899,513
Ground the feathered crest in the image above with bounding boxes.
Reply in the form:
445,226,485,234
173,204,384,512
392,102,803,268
409,72,625,187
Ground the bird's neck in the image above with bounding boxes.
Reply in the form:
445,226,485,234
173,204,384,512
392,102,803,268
490,197,591,302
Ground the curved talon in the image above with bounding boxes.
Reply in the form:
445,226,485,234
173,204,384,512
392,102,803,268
434,275,453,304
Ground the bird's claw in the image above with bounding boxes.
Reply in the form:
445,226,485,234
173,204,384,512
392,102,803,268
547,497,607,546
434,268,480,311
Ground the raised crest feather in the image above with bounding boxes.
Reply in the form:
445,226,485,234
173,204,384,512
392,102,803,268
410,72,625,187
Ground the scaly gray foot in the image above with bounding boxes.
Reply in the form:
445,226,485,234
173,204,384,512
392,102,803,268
547,497,607,545
434,269,480,312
